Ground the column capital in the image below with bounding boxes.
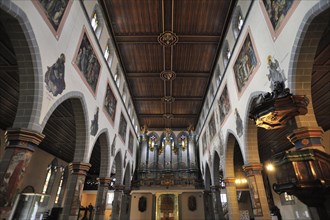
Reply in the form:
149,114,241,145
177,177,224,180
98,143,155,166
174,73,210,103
224,177,236,187
97,177,111,184
243,163,263,176
287,127,324,150
5,128,45,151
69,162,91,175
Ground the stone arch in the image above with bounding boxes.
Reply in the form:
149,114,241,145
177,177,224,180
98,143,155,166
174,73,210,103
224,131,243,178
91,129,111,178
288,2,330,128
0,1,44,132
112,150,123,185
123,162,131,189
243,91,264,164
41,91,89,162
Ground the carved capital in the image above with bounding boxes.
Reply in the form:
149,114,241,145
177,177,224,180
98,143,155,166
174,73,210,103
97,177,111,187
5,128,45,151
243,163,263,176
69,162,91,175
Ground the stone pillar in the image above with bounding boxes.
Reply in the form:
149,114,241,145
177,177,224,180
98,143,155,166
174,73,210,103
203,190,214,220
120,189,131,220
60,162,91,220
0,128,44,218
94,177,110,220
243,163,271,220
224,177,239,220
210,185,225,220
111,185,125,220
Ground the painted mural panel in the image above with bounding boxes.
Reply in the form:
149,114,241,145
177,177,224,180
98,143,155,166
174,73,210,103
119,113,127,143
261,0,299,39
218,85,231,125
233,32,258,93
208,114,216,141
128,131,134,155
104,84,117,123
33,0,73,39
44,54,66,96
74,31,101,94
90,107,99,136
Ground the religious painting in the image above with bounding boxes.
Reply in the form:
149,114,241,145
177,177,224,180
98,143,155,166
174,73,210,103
74,30,101,95
90,107,99,136
111,134,117,157
44,53,66,96
104,84,117,123
260,0,299,39
233,32,259,94
33,0,73,39
128,131,134,155
118,113,127,143
218,85,231,125
202,132,207,154
208,114,216,141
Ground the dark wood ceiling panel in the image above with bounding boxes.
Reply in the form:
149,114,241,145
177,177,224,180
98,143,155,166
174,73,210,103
174,0,231,35
105,0,161,35
119,44,163,73
172,100,201,115
136,100,164,114
173,44,217,72
172,78,207,97
100,0,236,129
129,77,164,97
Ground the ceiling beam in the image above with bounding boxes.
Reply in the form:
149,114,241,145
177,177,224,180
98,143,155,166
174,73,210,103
139,114,198,118
133,96,203,101
127,72,209,78
116,35,220,44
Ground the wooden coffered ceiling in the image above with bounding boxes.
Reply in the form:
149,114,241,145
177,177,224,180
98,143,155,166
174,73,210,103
100,0,236,130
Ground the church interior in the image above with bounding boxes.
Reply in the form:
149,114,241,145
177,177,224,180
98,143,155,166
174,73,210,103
0,0,329,219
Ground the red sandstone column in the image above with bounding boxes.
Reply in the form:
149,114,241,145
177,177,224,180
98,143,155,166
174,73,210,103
60,162,91,220
243,163,271,220
224,177,240,220
94,177,110,220
0,128,44,218
111,185,125,220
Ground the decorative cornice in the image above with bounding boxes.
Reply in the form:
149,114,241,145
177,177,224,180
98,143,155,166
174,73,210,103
5,128,45,145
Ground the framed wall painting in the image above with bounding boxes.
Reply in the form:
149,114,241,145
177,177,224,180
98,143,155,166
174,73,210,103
208,114,216,141
260,0,300,40
119,113,127,143
218,84,231,125
104,83,117,124
73,28,101,96
233,30,260,96
32,0,74,40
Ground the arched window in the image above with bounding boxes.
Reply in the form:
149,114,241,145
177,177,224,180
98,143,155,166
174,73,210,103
91,4,103,39
114,65,121,88
232,6,244,39
41,159,58,196
104,39,114,68
54,166,68,206
215,64,222,87
222,40,231,67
